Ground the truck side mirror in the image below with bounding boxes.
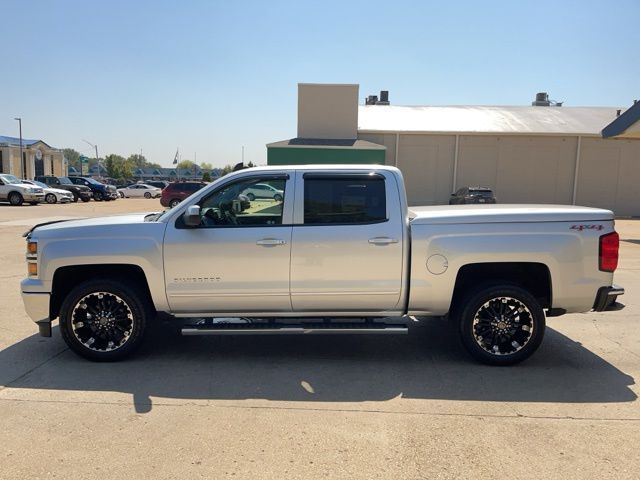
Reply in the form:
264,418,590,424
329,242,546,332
183,205,201,227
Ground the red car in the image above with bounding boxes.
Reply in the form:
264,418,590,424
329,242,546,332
160,182,207,208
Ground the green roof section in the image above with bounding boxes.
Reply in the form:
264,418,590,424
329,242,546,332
267,138,386,166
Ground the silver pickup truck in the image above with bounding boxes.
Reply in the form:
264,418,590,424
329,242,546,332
21,165,624,365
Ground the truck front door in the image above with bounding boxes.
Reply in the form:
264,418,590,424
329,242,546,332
163,174,294,314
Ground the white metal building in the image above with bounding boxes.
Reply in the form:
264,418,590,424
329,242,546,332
272,84,639,216
357,104,640,216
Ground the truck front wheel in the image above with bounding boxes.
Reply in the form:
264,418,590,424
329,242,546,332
456,283,545,366
59,279,151,361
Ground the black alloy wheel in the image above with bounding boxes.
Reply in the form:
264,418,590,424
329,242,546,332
59,279,151,361
456,283,545,365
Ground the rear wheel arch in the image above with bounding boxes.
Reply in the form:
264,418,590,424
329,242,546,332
450,262,552,313
50,264,155,320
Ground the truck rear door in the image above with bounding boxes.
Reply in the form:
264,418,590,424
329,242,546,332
290,171,404,312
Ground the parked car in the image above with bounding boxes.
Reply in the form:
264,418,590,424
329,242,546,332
145,180,169,190
21,165,624,365
69,177,118,201
0,174,44,205
449,186,497,204
241,182,284,201
21,180,73,204
117,183,162,198
160,181,207,208
35,176,92,202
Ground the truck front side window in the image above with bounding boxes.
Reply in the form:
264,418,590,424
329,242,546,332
197,178,286,227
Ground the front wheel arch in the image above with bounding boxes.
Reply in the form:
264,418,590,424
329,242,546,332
50,264,155,321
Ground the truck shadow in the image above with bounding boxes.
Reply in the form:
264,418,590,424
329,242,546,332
0,320,636,414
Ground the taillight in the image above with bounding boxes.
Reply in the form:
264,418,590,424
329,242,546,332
599,232,619,272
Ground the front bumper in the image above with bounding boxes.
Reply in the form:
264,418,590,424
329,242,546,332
593,285,625,312
24,193,45,203
78,191,92,199
21,290,52,336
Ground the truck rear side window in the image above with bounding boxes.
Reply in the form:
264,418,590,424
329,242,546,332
304,176,386,225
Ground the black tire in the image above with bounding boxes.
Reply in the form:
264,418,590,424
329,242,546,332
118,191,124,198
274,193,283,202
72,193,79,202
144,192,152,199
45,193,57,204
59,279,152,361
94,191,103,201
9,192,23,206
81,197,90,203
29,202,38,206
246,193,255,201
169,198,180,208
455,283,545,366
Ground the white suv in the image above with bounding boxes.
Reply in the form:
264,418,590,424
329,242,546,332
0,174,45,206
241,183,284,201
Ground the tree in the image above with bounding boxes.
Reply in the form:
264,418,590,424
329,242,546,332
63,148,81,170
202,172,211,182
220,164,234,176
247,161,255,167
177,160,195,170
200,162,212,170
104,154,125,179
127,154,147,169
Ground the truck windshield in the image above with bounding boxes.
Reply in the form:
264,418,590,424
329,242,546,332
82,178,101,185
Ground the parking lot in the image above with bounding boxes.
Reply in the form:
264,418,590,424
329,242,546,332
0,199,638,479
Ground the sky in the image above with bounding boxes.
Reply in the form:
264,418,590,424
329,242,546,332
1,0,639,167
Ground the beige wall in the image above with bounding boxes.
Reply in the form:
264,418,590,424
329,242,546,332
298,84,358,139
358,131,639,215
457,135,577,205
0,144,65,178
576,138,640,217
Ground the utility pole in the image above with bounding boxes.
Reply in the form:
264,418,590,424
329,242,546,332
14,118,23,178
82,139,99,177
242,145,244,165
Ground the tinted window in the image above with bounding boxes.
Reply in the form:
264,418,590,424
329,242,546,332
304,176,386,225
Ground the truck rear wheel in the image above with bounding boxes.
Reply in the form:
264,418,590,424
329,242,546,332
455,283,545,366
59,279,151,361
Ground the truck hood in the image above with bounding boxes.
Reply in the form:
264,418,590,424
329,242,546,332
409,204,614,225
28,213,160,238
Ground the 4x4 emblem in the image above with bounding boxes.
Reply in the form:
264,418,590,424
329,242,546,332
570,224,603,231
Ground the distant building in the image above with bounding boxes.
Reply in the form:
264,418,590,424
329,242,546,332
268,84,640,216
0,135,66,179
72,164,223,181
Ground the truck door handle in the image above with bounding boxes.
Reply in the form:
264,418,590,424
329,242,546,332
256,238,287,246
368,237,399,245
